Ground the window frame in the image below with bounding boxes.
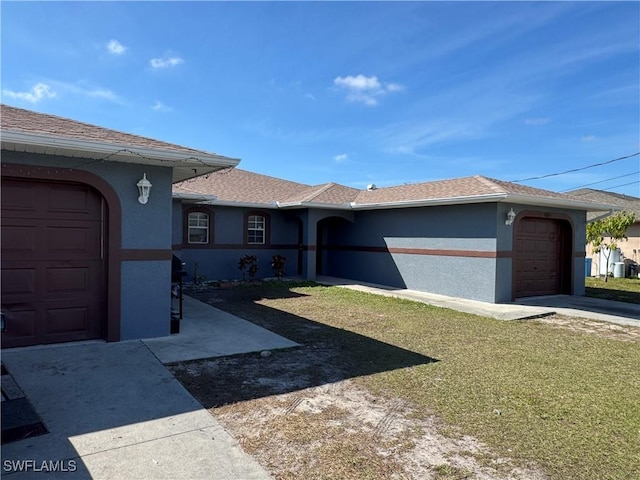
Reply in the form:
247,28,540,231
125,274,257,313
244,211,270,246
183,207,215,247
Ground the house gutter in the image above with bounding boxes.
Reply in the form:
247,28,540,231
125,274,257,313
350,193,508,210
200,199,280,210
351,193,619,212
172,192,218,203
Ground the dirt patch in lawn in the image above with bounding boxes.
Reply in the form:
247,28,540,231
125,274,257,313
170,284,552,479
533,314,640,342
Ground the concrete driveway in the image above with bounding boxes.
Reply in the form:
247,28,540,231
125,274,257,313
0,297,301,479
1,341,272,479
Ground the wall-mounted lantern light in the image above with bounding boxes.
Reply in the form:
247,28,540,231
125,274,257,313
505,208,516,226
137,173,152,205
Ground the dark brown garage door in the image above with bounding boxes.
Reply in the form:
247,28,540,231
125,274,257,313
1,178,106,348
514,217,571,298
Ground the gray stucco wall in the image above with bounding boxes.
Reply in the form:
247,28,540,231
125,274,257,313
176,205,301,281
3,151,174,340
322,203,501,302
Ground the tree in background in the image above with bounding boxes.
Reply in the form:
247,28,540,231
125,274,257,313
586,211,636,282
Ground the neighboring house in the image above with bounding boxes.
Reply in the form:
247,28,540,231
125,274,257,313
0,105,239,348
173,169,615,303
567,189,640,276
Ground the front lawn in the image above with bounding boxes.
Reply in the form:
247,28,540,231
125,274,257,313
176,282,640,480
586,276,640,304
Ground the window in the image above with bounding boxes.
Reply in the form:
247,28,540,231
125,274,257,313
247,215,265,244
188,212,209,244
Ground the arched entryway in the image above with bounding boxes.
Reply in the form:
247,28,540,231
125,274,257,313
316,215,352,276
513,215,573,298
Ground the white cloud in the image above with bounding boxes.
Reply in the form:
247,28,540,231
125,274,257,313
2,83,56,103
107,39,126,55
581,135,598,142
334,74,404,106
334,153,348,163
152,101,172,112
150,57,184,69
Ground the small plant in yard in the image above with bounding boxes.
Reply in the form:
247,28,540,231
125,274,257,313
271,255,286,280
238,254,259,280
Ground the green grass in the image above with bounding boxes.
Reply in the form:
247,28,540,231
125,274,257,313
585,276,640,304
229,283,640,480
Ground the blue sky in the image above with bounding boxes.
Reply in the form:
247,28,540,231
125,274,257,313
2,1,639,195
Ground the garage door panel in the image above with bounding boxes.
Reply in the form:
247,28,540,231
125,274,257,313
1,310,37,342
45,307,90,335
2,225,37,255
2,268,37,295
46,267,90,293
0,182,37,214
46,225,102,258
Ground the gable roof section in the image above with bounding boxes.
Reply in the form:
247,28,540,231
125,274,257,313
0,104,239,182
567,188,640,221
174,168,311,208
278,182,360,208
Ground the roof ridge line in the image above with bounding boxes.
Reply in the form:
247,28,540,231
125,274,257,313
473,175,505,193
297,182,338,203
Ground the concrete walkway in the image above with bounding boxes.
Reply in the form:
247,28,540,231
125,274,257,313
143,295,299,364
0,297,301,479
317,276,640,327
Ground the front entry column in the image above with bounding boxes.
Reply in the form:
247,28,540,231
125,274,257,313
304,219,318,280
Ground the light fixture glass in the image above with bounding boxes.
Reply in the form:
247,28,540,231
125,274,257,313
137,173,152,204
505,208,516,226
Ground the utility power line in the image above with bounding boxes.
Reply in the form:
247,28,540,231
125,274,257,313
560,171,640,192
511,152,639,183
600,180,640,193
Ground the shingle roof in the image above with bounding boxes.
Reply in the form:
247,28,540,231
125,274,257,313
281,183,360,205
1,104,215,156
567,188,640,220
174,168,612,212
354,175,569,205
174,168,311,205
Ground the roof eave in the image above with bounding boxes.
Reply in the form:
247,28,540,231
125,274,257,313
199,199,280,210
351,193,508,210
503,194,621,212
172,192,218,203
1,130,240,183
276,201,352,210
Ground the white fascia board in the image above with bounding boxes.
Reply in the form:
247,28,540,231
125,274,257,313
1,130,240,169
276,201,352,210
199,199,280,210
350,193,508,210
502,194,620,212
